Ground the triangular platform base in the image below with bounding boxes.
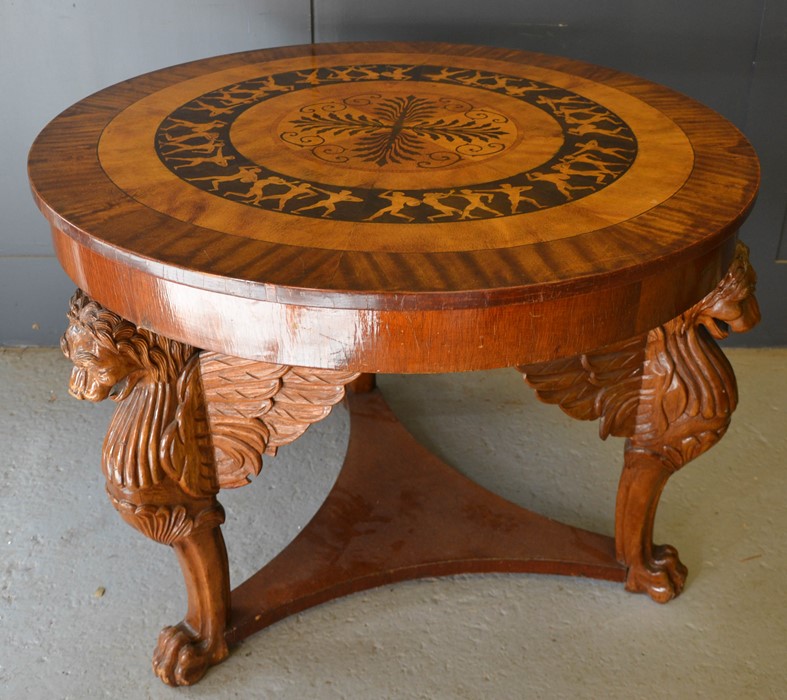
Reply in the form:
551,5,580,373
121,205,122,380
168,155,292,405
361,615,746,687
226,388,625,646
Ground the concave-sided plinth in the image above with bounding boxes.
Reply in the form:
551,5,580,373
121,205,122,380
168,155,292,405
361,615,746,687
226,388,625,646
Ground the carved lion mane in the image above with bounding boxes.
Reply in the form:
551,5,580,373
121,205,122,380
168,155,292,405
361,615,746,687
62,290,194,401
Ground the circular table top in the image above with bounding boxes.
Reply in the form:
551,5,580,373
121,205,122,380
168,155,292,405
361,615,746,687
29,42,759,371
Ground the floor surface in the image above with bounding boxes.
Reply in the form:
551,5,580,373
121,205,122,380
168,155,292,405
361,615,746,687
1,348,785,699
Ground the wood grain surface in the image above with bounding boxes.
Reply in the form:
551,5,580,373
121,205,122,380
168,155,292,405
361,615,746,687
29,42,759,371
42,45,762,686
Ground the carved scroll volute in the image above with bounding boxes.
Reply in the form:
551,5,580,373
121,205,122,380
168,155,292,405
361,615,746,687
519,241,760,602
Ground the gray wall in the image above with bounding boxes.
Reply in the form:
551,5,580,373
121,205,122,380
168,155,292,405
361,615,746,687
2,0,785,346
0,0,310,344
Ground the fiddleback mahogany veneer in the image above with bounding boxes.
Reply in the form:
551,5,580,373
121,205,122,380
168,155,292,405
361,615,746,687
29,42,760,686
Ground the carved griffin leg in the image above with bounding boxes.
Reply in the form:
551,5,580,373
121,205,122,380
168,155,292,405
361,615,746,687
61,290,359,685
520,242,760,602
61,291,229,685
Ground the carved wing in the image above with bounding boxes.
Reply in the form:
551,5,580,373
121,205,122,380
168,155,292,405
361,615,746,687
262,365,360,453
199,352,358,489
518,334,646,439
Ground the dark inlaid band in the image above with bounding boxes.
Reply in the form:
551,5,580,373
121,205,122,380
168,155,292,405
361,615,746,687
155,63,637,224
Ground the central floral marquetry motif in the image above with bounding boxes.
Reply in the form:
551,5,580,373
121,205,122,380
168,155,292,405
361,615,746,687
280,94,514,168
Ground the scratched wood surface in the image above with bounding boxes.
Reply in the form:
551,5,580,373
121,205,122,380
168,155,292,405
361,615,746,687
29,42,759,371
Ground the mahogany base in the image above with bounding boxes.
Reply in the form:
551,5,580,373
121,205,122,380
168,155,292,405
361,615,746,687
57,247,760,684
225,387,625,647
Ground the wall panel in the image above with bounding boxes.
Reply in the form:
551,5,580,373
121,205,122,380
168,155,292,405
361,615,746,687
0,0,311,344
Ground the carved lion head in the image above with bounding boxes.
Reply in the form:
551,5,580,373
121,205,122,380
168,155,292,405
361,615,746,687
61,291,143,401
61,290,193,401
695,242,760,339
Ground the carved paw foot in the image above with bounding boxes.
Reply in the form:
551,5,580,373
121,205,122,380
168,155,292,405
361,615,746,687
624,544,688,604
152,622,228,686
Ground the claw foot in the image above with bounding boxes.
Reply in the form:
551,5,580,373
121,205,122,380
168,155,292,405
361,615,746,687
152,622,228,686
624,544,688,604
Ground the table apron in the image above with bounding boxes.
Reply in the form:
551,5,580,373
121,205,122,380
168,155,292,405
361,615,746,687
52,226,737,373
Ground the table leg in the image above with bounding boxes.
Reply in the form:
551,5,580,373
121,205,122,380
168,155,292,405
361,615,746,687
60,291,232,684
59,289,359,685
107,489,230,686
348,372,377,393
520,241,760,602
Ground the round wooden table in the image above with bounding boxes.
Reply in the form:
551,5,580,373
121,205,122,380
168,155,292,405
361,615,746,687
29,42,761,686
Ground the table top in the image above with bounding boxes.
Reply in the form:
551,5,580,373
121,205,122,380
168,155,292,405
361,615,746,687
29,42,759,371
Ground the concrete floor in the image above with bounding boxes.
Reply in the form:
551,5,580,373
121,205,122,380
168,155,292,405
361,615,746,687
1,347,785,699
